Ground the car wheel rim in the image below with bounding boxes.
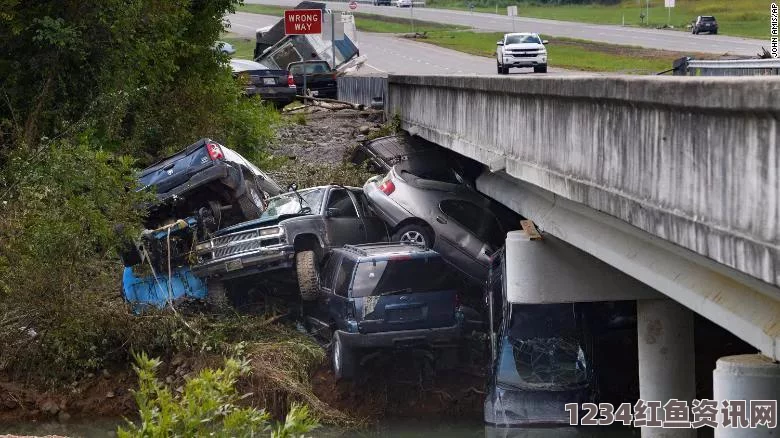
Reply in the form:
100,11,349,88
400,231,426,246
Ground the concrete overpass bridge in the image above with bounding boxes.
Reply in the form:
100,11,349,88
370,74,780,437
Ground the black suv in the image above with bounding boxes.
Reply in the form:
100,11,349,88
692,15,718,34
305,243,464,380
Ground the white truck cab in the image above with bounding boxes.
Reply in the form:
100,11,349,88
496,32,548,74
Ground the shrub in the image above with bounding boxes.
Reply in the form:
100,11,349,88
118,352,319,438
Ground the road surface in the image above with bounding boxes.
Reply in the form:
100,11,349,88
246,0,767,57
227,12,585,75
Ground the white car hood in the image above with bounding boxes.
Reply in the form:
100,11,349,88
504,43,544,51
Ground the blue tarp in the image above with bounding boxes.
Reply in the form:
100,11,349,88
122,265,207,312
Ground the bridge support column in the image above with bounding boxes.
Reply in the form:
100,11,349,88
637,299,696,438
713,354,780,438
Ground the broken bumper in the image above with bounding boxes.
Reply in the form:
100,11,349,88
483,383,589,427
191,245,295,280
336,324,461,349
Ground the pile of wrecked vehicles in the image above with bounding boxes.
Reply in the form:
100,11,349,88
121,135,644,431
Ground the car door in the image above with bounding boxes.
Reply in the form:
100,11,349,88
435,199,505,282
313,252,341,328
323,187,366,248
330,256,357,331
352,189,389,242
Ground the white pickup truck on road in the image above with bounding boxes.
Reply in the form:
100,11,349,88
496,32,548,74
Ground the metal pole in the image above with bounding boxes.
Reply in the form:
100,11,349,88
411,4,415,33
646,0,650,26
667,6,671,27
331,13,336,69
303,60,307,101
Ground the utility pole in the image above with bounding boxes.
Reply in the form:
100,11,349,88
331,12,336,69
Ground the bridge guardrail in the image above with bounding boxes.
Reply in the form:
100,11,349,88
337,76,388,107
672,58,780,76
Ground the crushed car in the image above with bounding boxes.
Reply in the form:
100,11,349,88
230,59,298,109
363,156,521,283
191,184,389,303
304,242,468,380
120,138,283,310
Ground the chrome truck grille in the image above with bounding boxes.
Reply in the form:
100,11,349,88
196,226,285,262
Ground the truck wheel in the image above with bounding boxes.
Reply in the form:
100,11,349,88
207,279,229,309
496,62,503,74
296,250,320,301
332,332,356,380
237,179,264,220
534,64,548,73
393,223,434,248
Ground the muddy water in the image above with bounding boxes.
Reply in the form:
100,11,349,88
2,419,637,438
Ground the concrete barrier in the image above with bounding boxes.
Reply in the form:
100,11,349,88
337,75,387,107
386,74,780,289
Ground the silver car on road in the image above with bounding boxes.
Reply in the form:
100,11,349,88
364,164,518,283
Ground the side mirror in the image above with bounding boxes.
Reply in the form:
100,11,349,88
496,41,504,46
288,183,298,192
542,40,549,44
326,207,339,218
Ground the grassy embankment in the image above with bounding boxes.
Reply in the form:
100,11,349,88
425,0,768,39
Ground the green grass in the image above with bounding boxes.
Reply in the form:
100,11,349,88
222,34,256,59
420,30,692,73
425,0,768,39
236,4,464,33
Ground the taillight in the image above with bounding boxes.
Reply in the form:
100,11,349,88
287,74,296,88
332,72,337,81
206,142,224,161
378,179,395,195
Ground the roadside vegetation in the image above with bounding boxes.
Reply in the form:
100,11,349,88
419,31,703,73
424,0,768,39
0,0,337,428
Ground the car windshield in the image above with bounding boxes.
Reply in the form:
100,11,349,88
496,304,588,390
701,16,716,21
259,188,324,220
351,257,461,298
505,34,541,44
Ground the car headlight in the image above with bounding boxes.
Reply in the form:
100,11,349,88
195,241,213,252
259,226,283,237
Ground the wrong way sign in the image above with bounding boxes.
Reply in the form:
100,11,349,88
284,9,323,35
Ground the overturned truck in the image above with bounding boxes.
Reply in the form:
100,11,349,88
253,1,363,74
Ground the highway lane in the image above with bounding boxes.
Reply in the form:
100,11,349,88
227,12,588,75
246,0,767,57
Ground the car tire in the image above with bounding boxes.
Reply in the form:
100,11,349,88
393,223,434,248
497,62,504,74
296,250,320,301
332,332,356,380
534,64,548,73
712,30,717,34
207,278,229,309
237,179,264,220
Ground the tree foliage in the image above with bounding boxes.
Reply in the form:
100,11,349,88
0,0,282,381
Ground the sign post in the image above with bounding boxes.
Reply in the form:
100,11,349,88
664,0,675,26
323,13,345,69
507,5,518,32
284,9,323,100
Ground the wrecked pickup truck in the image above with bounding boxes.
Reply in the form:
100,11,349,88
138,138,283,229
191,184,389,302
120,139,284,310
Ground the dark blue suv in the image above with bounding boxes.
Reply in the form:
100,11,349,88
304,242,464,380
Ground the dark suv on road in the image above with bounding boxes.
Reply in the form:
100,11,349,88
305,243,464,380
692,15,718,34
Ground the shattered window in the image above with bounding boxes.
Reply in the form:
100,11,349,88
260,188,324,220
497,304,589,390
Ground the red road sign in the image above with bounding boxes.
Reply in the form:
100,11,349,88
348,1,358,10
284,9,322,35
